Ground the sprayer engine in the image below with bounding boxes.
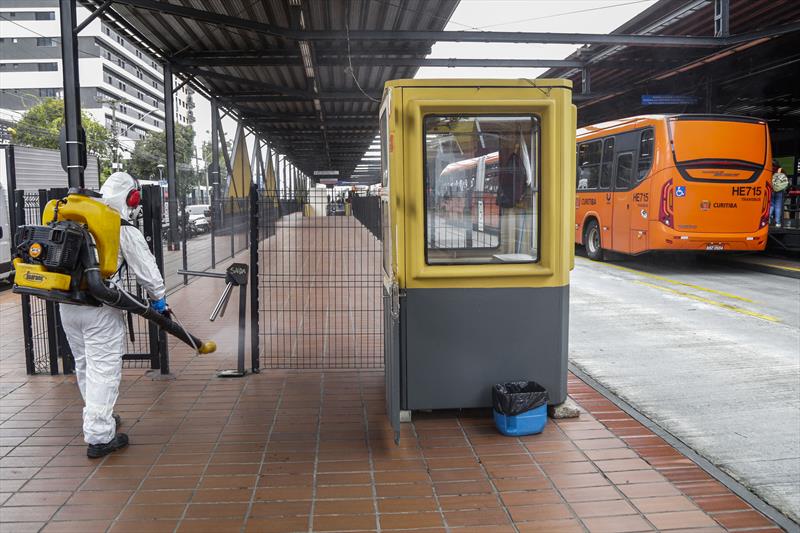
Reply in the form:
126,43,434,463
12,220,98,306
15,221,86,273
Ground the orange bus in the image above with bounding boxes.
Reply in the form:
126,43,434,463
575,114,772,260
431,151,502,242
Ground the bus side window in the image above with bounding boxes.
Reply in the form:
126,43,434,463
599,137,615,189
615,152,634,190
637,129,654,181
577,140,601,190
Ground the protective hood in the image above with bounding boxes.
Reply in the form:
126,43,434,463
100,172,139,221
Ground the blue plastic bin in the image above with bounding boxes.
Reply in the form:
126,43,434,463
493,403,547,436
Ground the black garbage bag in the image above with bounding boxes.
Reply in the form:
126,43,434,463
492,381,549,416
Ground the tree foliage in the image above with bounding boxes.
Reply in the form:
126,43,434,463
11,98,112,179
201,137,234,182
126,123,202,199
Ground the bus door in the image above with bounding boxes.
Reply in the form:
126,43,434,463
598,138,614,244
610,131,640,253
628,129,654,254
611,152,634,252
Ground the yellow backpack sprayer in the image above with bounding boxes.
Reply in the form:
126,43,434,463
11,189,216,354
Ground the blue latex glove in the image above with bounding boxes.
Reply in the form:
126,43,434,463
150,298,167,313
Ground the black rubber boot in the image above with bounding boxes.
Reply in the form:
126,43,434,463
87,433,129,459
113,414,122,430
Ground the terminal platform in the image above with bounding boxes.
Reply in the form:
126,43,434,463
707,253,800,279
0,268,784,532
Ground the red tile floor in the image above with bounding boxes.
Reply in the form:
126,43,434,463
0,279,783,532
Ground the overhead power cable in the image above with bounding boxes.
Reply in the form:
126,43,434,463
477,0,656,30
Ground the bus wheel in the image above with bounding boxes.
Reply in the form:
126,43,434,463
584,220,605,261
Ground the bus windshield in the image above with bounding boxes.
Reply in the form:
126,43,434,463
670,117,767,166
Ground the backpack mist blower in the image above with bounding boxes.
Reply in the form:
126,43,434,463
10,190,216,355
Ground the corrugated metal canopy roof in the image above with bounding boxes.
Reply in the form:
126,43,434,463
80,0,459,184
542,0,800,128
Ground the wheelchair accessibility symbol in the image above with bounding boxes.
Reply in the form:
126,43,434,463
675,186,686,198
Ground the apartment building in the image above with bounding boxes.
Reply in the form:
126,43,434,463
0,1,194,156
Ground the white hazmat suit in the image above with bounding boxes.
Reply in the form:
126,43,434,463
60,172,166,446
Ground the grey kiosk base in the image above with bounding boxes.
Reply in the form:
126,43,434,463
388,286,580,432
178,263,251,378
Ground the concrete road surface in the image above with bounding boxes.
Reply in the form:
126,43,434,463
570,253,800,522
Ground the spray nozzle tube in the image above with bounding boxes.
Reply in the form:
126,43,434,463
81,235,216,354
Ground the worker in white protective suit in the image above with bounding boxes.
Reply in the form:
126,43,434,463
60,172,167,458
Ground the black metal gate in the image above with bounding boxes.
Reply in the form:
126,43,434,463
255,192,383,369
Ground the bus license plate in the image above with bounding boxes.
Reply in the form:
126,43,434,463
706,244,724,251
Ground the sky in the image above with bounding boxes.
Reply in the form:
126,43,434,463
190,0,660,169
417,0,658,79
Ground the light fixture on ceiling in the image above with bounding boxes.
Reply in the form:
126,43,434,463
299,41,315,78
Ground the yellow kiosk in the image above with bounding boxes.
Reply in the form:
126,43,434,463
381,79,576,440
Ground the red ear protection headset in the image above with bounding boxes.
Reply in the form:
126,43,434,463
126,179,141,208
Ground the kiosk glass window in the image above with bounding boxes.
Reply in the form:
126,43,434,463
424,115,539,264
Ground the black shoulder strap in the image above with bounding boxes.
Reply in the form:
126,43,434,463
113,219,131,278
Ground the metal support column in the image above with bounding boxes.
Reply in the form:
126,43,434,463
256,140,267,192
210,98,220,269
142,185,165,371
214,108,235,258
251,136,261,190
163,62,180,251
275,154,281,197
274,154,281,215
230,196,236,259
181,197,188,284
152,190,171,377
582,68,591,95
249,186,260,373
58,0,86,189
217,111,233,179
714,0,730,38
282,158,287,195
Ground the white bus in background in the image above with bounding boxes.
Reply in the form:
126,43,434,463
0,144,100,275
